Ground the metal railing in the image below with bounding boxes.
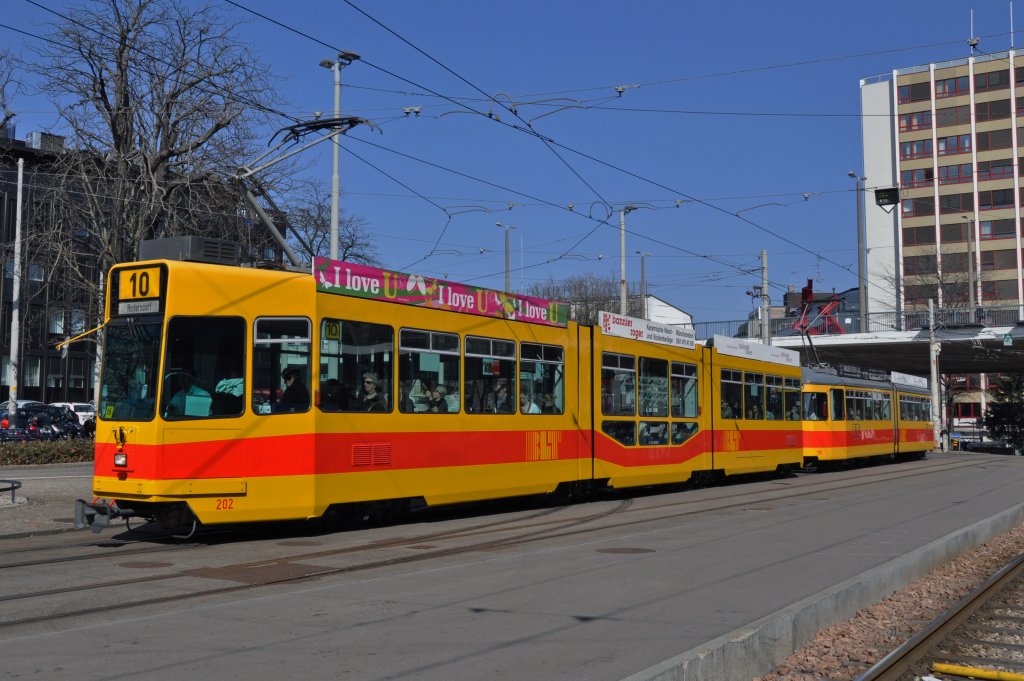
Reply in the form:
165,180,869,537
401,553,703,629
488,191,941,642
690,305,1023,342
0,479,21,504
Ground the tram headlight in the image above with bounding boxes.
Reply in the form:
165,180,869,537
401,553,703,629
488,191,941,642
114,452,128,467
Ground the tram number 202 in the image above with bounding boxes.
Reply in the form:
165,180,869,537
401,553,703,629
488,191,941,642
215,498,235,511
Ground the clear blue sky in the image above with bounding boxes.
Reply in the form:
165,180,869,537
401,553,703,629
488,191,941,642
2,1,1016,320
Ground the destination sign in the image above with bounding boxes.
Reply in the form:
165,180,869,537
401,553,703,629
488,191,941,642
598,311,695,349
313,257,569,328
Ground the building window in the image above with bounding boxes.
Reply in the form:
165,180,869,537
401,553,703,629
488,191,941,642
939,192,973,214
904,254,937,275
938,163,972,185
904,284,938,304
975,69,1010,92
979,249,1018,271
941,282,969,305
982,279,1018,300
900,139,933,160
48,310,64,335
937,133,971,156
936,104,971,127
978,188,1015,210
954,402,981,418
902,197,936,217
903,225,936,246
977,159,1014,182
901,167,934,188
935,75,970,98
899,81,932,103
976,98,1012,122
979,219,1017,240
899,110,932,131
941,222,968,243
977,128,1013,151
941,252,968,273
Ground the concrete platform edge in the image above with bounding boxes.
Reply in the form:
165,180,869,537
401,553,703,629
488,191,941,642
619,501,1024,681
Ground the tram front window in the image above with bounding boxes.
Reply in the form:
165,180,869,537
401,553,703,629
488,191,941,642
159,317,247,419
99,319,162,421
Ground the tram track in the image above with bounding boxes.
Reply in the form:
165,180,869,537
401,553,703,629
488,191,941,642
0,454,975,572
0,455,996,631
853,549,1024,681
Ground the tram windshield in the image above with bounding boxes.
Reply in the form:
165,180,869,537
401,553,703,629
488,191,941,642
99,319,162,421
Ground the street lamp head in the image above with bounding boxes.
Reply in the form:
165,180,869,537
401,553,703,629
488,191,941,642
848,171,857,178
319,58,336,69
337,51,361,65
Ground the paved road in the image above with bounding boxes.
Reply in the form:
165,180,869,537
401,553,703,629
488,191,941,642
2,454,1023,681
0,462,92,536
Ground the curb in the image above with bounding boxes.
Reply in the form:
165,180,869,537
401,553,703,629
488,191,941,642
619,501,1024,681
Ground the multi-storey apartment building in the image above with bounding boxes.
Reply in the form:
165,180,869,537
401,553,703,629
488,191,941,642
861,53,1024,434
861,52,1024,321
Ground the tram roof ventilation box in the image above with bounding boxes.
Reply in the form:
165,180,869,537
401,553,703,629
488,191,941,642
139,237,240,266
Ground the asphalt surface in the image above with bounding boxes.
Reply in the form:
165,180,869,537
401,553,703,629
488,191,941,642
0,461,93,537
3,454,1024,681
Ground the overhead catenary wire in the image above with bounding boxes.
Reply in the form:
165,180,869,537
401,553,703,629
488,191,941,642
7,2,887,301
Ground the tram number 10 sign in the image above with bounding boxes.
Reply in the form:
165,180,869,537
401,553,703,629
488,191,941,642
116,266,163,316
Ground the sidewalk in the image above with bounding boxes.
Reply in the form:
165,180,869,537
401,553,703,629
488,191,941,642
0,463,93,537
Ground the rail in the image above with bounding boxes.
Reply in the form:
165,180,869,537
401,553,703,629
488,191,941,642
0,479,21,504
852,550,1024,681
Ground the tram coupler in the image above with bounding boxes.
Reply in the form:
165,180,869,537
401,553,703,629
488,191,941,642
74,498,134,533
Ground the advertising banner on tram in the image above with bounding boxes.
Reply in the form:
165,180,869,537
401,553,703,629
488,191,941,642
598,310,696,349
313,257,569,328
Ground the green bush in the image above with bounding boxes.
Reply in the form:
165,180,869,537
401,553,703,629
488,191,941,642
0,439,95,466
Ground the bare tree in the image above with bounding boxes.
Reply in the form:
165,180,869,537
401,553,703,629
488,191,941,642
529,272,639,325
284,181,381,266
27,0,287,292
0,49,17,133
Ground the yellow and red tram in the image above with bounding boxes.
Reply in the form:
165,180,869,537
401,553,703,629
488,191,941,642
800,367,933,466
75,253,933,534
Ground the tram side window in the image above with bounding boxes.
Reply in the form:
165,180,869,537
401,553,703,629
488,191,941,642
639,357,669,417
846,391,863,420
465,336,516,414
602,353,636,416
878,394,892,420
639,421,669,445
520,343,563,415
803,391,827,420
720,369,742,419
766,375,785,420
398,329,458,413
784,378,801,420
830,388,845,421
744,372,764,419
671,362,698,418
253,317,311,415
161,316,246,420
99,319,162,421
320,319,394,413
602,420,636,446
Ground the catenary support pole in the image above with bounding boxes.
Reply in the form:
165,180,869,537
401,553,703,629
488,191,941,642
9,158,23,420
929,298,942,448
761,249,771,346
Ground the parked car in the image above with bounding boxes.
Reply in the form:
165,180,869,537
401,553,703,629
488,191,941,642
48,402,96,425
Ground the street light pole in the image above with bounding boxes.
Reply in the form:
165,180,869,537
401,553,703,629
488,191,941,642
850,172,867,333
635,251,650,318
496,222,515,292
619,206,636,314
320,51,360,262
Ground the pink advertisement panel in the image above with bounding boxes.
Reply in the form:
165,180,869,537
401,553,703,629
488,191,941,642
313,257,569,327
